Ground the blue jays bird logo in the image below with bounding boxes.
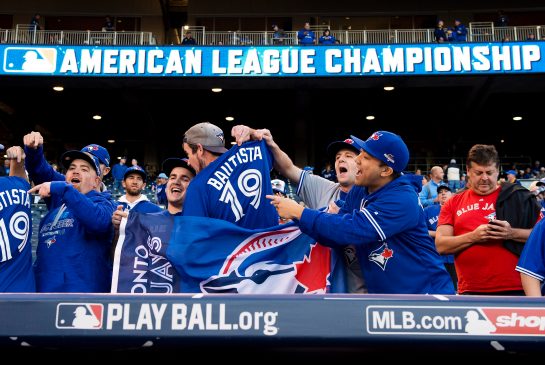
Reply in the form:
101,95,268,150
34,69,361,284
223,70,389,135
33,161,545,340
369,132,382,141
45,236,57,248
215,132,225,143
368,243,394,270
199,226,330,294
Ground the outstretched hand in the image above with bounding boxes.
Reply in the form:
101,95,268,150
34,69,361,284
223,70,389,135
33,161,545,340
267,194,304,220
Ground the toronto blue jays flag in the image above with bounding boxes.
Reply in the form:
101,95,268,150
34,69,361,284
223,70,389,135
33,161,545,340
167,216,331,294
111,212,180,293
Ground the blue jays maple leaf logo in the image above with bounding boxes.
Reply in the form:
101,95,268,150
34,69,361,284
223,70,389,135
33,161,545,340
368,243,394,270
200,227,330,294
369,132,382,141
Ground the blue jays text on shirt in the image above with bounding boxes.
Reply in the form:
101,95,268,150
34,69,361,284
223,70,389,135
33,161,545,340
2,44,544,77
207,145,263,191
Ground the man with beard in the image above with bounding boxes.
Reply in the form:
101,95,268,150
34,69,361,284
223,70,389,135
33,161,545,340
111,165,162,247
29,150,116,292
231,125,365,293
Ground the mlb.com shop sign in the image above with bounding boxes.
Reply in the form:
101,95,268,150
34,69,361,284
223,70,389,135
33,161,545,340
55,302,279,336
366,306,545,336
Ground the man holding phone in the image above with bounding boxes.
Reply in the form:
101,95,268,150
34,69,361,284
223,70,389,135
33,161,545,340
436,144,541,295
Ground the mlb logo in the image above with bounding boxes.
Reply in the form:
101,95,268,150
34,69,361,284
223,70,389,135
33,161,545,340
55,303,103,329
3,47,57,73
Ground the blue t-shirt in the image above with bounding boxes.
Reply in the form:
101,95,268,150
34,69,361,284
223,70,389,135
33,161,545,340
0,177,35,292
183,140,279,229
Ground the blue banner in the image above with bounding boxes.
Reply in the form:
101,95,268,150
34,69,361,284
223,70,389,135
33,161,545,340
1,43,544,77
112,212,180,293
167,216,331,294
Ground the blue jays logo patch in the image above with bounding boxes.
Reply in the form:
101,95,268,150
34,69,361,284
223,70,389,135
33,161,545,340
216,132,225,143
368,243,394,270
484,212,496,221
369,132,382,141
3,47,57,73
45,236,57,248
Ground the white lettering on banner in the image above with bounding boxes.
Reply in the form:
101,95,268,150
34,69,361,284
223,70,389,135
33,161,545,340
104,303,278,335
44,44,545,76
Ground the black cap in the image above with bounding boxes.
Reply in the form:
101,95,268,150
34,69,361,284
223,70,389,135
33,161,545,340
326,138,359,160
437,185,452,193
162,158,195,177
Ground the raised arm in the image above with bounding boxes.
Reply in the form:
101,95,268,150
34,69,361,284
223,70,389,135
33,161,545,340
6,146,27,181
231,125,302,182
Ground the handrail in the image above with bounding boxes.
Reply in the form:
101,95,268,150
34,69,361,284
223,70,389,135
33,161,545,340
1,24,543,46
1,26,154,45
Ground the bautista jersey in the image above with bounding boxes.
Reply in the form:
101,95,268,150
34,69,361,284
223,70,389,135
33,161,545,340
0,177,35,292
183,140,279,229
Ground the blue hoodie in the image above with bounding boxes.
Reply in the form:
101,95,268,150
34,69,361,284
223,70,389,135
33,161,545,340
34,181,116,292
298,174,454,294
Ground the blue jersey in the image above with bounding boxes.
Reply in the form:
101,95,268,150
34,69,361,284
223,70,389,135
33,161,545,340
183,140,279,229
517,219,545,294
0,177,35,292
424,204,455,264
298,174,454,294
34,182,116,292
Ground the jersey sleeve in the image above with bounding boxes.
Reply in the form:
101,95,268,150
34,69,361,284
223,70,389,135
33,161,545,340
299,187,420,247
516,219,545,282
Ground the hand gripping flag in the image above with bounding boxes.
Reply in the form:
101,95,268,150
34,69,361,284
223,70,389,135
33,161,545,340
111,212,181,293
167,216,331,294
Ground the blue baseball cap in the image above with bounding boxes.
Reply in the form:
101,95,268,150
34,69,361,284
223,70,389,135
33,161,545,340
162,157,195,176
326,138,359,159
124,165,146,181
61,150,101,177
81,144,110,167
350,131,409,172
505,170,517,176
157,173,168,179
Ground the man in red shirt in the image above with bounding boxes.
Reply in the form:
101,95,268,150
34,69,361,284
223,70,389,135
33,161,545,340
436,144,541,295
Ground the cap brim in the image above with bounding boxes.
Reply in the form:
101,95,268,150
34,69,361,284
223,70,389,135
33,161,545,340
162,158,196,176
61,151,100,176
124,170,146,181
326,141,359,159
203,145,228,154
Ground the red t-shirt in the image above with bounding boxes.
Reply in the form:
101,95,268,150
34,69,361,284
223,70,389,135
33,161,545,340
438,188,522,293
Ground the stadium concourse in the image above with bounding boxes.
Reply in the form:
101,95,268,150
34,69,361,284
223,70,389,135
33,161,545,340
0,72,544,171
